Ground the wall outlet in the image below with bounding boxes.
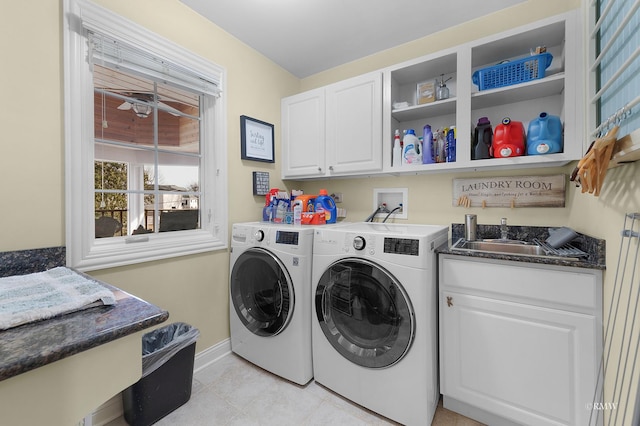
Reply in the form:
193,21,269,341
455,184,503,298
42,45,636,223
373,188,408,220
331,192,343,203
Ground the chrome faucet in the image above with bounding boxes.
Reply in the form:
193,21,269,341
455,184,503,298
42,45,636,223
464,214,477,241
500,217,508,240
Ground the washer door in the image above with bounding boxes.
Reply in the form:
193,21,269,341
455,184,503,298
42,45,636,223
230,247,294,337
315,258,415,368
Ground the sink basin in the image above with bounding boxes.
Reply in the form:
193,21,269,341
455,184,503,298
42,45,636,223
450,238,548,256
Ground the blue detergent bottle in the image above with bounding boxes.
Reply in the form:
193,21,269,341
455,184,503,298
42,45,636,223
527,112,563,155
315,189,337,224
422,125,434,164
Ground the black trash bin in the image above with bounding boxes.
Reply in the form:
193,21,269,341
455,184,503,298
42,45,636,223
122,322,200,426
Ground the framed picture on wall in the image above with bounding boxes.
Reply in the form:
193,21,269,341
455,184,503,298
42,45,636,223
240,115,275,163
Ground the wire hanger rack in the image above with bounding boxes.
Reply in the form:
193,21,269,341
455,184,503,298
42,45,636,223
590,213,640,426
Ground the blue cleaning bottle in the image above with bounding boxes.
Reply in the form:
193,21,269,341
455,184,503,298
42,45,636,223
446,126,456,162
527,112,563,155
314,189,337,224
422,125,434,164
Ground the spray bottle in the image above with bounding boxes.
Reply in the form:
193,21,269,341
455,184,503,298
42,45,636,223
392,129,402,167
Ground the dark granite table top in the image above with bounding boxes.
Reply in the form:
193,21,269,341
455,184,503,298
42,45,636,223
437,223,606,270
0,247,169,382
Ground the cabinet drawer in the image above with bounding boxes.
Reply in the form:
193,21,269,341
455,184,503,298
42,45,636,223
440,255,601,311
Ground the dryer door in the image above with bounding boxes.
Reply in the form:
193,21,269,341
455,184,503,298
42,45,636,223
230,247,294,337
315,258,415,368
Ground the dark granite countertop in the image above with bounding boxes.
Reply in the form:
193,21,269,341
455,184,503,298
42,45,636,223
437,224,606,270
0,247,169,382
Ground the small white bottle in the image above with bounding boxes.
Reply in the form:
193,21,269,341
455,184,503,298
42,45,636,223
293,203,302,226
392,129,402,167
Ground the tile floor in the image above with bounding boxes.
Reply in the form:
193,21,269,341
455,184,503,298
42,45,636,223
106,353,485,425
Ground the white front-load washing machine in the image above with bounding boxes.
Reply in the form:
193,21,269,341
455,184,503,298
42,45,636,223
311,222,448,425
229,222,314,385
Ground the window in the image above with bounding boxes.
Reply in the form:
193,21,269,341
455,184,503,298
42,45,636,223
588,0,640,137
64,0,227,270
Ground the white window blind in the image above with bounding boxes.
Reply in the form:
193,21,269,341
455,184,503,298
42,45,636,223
590,0,640,137
87,31,221,98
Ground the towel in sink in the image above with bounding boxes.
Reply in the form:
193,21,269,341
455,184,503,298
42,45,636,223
0,267,116,330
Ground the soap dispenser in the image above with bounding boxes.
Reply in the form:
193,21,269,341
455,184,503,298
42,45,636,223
436,74,452,101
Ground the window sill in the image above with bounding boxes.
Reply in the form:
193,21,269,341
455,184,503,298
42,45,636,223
70,230,227,272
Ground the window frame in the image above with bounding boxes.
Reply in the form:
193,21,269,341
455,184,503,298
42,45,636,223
64,0,228,271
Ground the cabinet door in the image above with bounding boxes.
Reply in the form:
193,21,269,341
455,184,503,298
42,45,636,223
281,88,326,179
440,291,598,426
325,72,382,175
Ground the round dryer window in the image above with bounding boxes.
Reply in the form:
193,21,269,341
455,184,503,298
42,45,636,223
230,247,294,337
315,258,415,368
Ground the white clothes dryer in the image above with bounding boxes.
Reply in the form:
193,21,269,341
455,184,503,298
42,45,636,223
229,222,314,385
311,222,448,425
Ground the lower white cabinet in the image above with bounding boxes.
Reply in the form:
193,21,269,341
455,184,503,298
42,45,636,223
439,255,603,426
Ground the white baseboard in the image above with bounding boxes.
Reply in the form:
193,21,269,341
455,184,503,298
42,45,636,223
194,337,232,373
90,339,231,426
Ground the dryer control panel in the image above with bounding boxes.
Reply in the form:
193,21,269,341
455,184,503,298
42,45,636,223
276,230,299,245
384,237,419,256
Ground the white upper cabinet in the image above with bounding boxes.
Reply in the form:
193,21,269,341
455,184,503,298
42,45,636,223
281,88,326,178
281,72,383,179
383,11,582,174
281,11,582,179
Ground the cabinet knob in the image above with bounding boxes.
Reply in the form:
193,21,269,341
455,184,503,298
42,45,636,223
446,296,453,307
329,165,334,171
318,167,322,172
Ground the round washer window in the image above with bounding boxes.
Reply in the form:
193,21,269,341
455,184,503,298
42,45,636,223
315,258,414,368
230,247,294,337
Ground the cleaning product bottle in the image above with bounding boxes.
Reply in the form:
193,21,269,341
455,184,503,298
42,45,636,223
493,117,525,158
435,129,446,163
473,117,493,160
314,189,337,224
402,129,421,164
293,203,302,226
422,124,434,164
392,129,402,167
527,112,563,155
446,126,456,162
263,188,280,221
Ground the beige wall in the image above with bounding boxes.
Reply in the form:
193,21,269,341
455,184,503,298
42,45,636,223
2,0,640,422
1,0,298,353
291,0,640,422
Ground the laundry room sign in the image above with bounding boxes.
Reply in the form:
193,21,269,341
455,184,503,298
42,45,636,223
453,174,566,208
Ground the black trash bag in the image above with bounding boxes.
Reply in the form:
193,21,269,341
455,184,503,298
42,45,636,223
141,322,200,378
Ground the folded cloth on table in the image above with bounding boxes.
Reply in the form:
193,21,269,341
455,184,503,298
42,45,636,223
0,267,116,330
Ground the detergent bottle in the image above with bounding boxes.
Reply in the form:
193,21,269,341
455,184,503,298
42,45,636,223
422,125,434,164
314,189,337,224
527,112,563,155
493,117,525,158
473,117,493,160
402,129,421,164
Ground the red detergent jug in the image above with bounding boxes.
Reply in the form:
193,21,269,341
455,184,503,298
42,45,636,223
492,117,525,158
